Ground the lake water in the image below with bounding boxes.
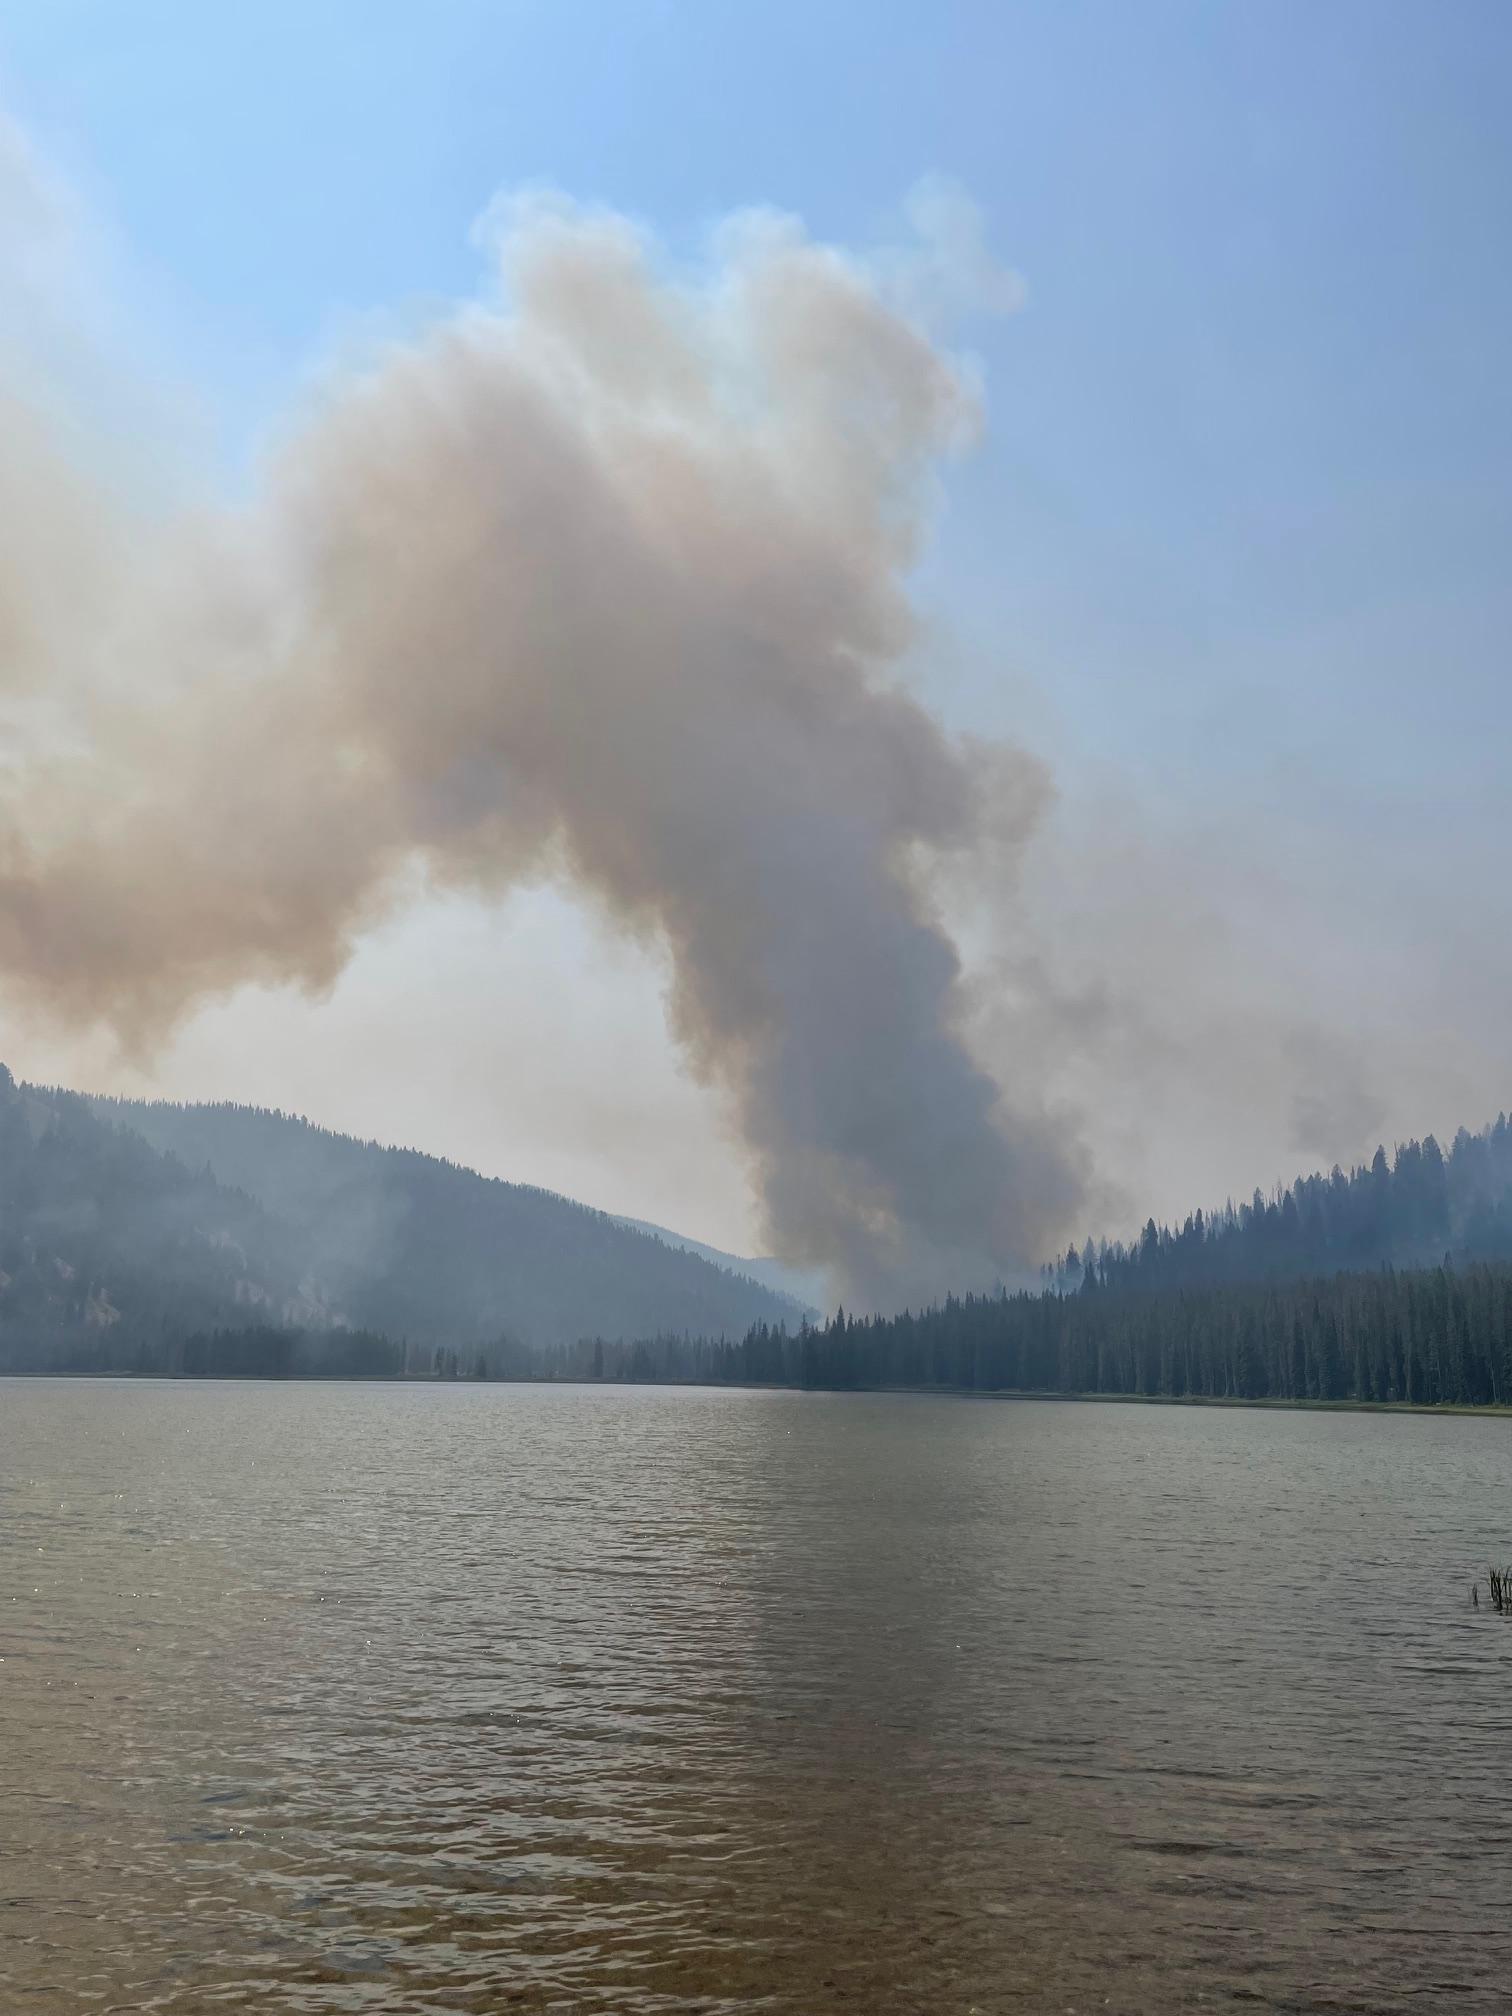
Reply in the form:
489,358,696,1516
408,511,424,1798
2,1381,1510,2013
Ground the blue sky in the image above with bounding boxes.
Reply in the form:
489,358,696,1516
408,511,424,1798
2,2,1509,1251
7,1,1508,799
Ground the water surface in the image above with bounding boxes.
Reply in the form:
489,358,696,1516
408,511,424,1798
2,1381,1510,2011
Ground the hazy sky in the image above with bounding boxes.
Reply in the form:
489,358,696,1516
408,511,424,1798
2,1,1510,1260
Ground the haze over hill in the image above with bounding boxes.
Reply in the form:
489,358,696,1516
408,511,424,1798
86,1090,808,1346
610,1215,825,1315
0,1070,805,1370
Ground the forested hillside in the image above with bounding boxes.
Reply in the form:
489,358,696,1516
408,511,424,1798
0,1068,324,1370
1049,1119,1512,1294
79,1091,804,1349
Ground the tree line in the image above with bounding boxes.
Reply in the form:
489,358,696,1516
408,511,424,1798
1043,1118,1512,1296
19,1257,1512,1408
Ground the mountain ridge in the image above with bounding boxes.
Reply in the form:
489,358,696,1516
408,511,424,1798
609,1213,824,1316
75,1088,801,1349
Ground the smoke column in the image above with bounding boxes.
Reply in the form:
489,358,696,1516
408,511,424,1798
0,179,1085,1304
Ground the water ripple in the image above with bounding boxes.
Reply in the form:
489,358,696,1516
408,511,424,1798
2,1382,1510,2011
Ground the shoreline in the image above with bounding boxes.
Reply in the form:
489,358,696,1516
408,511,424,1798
953,1387,1512,1419
3,1371,1511,1417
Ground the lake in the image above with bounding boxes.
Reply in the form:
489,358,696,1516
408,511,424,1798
2,1381,1509,2012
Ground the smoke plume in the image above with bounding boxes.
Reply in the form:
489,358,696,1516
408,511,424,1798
0,174,1086,1304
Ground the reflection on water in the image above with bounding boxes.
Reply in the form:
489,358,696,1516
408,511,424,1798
2,1381,1510,2012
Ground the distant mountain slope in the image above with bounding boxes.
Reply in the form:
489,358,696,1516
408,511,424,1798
1055,1113,1512,1296
611,1214,825,1317
79,1092,801,1350
0,1068,323,1370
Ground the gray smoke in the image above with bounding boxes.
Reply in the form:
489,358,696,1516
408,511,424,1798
0,178,1086,1305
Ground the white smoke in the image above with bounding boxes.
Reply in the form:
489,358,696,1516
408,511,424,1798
0,158,1086,1307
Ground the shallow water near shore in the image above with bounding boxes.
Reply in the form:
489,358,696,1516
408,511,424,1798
3,1379,1510,2013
